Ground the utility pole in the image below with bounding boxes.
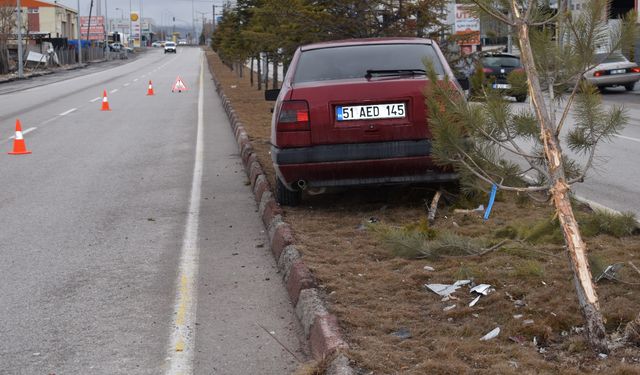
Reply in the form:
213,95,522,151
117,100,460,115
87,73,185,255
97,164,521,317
77,0,82,65
17,0,24,78
212,4,216,31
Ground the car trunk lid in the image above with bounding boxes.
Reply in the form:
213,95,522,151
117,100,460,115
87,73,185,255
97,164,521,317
290,77,432,145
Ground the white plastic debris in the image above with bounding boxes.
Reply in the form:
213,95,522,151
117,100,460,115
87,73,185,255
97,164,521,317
480,327,500,341
469,295,481,307
443,304,457,311
423,265,435,271
513,314,524,319
470,284,493,295
425,280,471,297
595,263,624,283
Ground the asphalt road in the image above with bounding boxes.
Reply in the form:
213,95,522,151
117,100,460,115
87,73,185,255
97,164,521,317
511,88,640,218
0,47,304,374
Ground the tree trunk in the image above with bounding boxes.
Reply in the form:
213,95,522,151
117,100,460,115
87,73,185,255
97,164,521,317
264,54,269,89
257,54,262,91
272,55,278,89
250,56,254,87
515,18,609,353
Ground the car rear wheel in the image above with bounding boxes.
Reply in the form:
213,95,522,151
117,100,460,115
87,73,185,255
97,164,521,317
625,83,636,91
515,95,527,103
276,178,301,206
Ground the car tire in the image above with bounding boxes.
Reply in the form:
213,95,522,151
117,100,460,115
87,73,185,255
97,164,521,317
515,95,527,103
625,83,635,91
276,178,301,206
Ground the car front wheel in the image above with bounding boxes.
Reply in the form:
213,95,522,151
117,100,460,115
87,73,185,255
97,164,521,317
625,83,636,91
275,178,301,206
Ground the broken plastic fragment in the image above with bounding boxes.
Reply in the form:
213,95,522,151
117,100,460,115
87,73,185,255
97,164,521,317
470,284,492,295
425,280,470,297
443,304,456,311
594,263,624,283
480,327,500,341
469,295,481,307
426,283,460,297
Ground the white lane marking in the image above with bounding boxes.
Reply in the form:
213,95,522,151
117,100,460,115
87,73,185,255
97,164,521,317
124,83,130,87
41,117,57,125
133,78,139,82
615,134,640,143
59,108,77,116
9,127,36,140
110,89,119,93
166,52,205,374
90,97,101,102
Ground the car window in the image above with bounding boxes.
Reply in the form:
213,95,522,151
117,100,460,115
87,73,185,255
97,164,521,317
166,43,176,47
481,56,521,68
595,52,628,64
293,44,445,83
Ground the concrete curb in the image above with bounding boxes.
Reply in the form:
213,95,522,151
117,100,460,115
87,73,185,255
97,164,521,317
209,62,353,374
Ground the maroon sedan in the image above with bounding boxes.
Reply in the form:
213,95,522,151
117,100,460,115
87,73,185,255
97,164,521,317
266,38,462,205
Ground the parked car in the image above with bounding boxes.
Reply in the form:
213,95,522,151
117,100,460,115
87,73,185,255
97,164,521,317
265,38,461,205
152,41,162,48
585,52,640,91
164,42,177,54
473,52,527,102
108,42,123,52
178,39,187,45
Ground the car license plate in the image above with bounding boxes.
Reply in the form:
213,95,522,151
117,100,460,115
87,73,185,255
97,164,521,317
336,103,406,121
610,69,626,75
492,83,512,89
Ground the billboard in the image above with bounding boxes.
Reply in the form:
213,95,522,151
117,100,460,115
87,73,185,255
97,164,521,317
454,4,480,46
80,16,105,40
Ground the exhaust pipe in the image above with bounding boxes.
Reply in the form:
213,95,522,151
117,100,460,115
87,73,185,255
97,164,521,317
297,180,307,190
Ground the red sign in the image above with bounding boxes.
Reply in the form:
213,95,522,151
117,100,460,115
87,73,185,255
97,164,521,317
80,16,105,40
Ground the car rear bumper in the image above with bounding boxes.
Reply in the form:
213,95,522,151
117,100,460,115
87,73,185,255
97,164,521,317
587,73,640,87
272,140,457,188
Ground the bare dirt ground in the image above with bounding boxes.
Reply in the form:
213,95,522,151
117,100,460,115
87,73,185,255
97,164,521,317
206,50,640,375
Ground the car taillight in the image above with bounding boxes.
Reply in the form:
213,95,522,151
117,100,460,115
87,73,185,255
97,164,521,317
630,67,640,73
482,68,493,73
277,100,310,132
513,68,525,73
594,70,604,77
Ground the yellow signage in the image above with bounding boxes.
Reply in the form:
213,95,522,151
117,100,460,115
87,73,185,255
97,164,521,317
130,13,139,22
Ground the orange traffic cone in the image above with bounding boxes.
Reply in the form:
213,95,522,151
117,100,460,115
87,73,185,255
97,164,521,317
172,76,188,93
101,89,111,111
9,119,32,155
147,80,155,96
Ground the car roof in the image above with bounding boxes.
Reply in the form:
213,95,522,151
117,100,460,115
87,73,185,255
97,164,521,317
481,52,520,59
300,37,434,52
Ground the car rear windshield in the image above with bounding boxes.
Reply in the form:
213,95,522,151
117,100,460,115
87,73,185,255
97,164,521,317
595,52,628,64
166,43,176,46
481,56,521,68
293,43,445,83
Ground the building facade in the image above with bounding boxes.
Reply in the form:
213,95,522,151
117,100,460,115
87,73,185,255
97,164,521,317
0,0,77,38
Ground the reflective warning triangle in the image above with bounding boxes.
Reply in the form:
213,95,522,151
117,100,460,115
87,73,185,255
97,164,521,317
172,76,189,92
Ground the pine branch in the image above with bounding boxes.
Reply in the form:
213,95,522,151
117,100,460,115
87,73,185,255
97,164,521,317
470,0,515,26
457,157,550,192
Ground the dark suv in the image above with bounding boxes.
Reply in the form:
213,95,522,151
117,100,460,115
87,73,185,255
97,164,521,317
265,38,461,205
474,53,527,102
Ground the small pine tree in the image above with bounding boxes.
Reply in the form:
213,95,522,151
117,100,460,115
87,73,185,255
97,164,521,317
426,0,637,353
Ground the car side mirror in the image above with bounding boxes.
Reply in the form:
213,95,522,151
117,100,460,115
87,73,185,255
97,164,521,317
457,77,470,91
265,89,280,101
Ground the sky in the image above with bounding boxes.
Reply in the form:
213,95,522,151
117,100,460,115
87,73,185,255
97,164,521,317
57,0,230,29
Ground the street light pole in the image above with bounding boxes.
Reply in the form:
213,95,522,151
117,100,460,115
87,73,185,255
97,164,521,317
17,0,24,78
77,0,82,65
129,0,132,46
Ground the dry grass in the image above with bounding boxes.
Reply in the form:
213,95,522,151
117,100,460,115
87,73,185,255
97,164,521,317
206,50,640,374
